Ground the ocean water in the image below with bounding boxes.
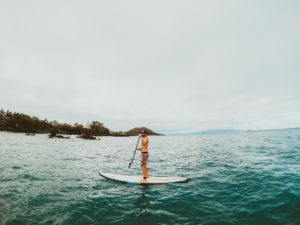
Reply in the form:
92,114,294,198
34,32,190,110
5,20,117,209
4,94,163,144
0,130,300,225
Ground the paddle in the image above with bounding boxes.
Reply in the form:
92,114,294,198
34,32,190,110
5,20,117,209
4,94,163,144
128,136,140,168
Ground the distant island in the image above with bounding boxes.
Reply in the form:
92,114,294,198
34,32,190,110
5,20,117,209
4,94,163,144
0,109,162,138
170,127,300,136
171,129,245,135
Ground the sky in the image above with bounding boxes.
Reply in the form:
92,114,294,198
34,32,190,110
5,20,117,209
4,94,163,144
0,0,299,134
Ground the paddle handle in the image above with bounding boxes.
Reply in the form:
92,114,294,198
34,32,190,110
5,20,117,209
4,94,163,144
128,136,140,168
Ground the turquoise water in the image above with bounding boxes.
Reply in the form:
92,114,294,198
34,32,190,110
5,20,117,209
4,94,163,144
1,130,300,225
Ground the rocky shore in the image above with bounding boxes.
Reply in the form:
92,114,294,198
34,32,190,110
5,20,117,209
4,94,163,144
0,109,162,140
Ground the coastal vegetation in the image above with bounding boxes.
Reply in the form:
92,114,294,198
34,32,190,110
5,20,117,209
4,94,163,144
0,109,161,137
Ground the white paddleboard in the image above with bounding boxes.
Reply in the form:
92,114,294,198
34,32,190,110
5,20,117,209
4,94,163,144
99,172,188,184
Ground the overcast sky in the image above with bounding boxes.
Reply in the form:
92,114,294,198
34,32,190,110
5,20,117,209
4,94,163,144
0,0,299,133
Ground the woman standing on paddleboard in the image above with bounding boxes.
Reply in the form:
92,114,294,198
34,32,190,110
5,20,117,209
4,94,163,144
136,130,149,180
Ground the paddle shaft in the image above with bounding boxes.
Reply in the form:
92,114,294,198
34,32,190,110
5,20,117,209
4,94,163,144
128,136,140,168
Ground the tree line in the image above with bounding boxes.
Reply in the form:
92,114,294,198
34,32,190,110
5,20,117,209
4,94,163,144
0,109,110,136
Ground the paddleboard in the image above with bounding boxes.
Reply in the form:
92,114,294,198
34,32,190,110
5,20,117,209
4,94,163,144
99,172,188,184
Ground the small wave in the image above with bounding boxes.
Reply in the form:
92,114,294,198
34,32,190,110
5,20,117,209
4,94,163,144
12,166,23,170
18,174,41,181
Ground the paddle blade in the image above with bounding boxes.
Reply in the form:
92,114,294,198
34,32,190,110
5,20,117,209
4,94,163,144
128,162,132,168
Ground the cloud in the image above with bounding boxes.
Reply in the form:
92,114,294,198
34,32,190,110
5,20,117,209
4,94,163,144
0,0,300,133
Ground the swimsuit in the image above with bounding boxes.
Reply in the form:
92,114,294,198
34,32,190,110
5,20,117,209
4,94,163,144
141,152,149,166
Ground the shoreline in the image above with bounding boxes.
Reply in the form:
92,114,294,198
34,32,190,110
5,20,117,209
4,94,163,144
0,109,163,138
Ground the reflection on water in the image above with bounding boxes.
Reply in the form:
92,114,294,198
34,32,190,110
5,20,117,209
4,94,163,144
131,185,152,225
137,185,151,213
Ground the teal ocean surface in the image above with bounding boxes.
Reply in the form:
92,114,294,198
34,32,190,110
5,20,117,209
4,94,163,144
1,130,300,225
